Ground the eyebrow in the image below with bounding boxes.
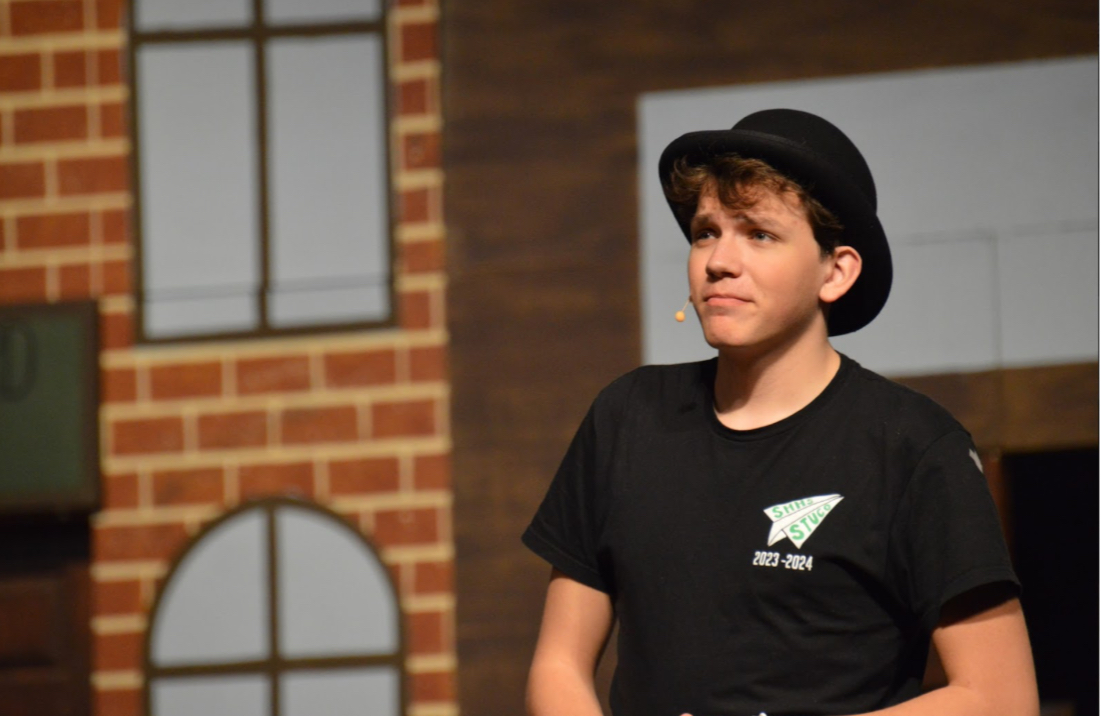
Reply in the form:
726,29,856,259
690,208,782,233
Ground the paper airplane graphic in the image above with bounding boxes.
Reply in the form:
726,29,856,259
764,494,844,549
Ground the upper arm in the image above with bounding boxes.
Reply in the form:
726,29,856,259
531,567,615,675
932,588,1039,716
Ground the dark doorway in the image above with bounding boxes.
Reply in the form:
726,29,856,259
1004,447,1098,716
0,516,91,716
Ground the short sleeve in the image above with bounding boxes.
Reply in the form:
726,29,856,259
522,398,615,595
888,430,1020,634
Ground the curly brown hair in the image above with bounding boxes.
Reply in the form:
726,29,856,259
665,154,844,256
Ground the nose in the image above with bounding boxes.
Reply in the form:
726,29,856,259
705,234,743,279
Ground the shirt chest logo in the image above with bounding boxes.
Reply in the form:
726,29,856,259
764,493,844,549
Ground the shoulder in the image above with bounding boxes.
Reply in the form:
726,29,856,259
842,356,970,449
591,359,712,416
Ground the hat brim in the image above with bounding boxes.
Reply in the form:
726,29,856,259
659,129,892,336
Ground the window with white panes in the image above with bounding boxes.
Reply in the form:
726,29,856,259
129,0,393,341
145,499,404,716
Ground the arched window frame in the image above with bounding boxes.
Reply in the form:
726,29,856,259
142,497,406,716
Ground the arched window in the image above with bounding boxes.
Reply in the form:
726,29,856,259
145,498,403,715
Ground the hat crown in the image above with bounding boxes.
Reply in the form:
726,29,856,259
732,109,877,211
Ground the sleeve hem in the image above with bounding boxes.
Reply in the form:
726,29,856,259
521,524,610,595
918,564,1021,635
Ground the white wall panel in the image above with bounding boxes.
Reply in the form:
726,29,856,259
997,229,1099,367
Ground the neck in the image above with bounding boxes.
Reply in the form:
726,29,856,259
712,329,840,431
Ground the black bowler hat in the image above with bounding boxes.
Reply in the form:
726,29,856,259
658,108,892,336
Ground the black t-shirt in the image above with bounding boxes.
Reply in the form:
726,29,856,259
522,355,1018,716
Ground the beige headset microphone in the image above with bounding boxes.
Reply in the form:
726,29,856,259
675,298,690,322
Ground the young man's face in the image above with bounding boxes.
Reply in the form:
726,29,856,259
687,182,836,354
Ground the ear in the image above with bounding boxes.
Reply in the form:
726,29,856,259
819,245,862,305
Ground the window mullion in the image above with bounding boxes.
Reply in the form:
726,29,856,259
254,0,272,333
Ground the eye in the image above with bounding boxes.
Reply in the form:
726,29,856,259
750,230,774,242
692,227,718,243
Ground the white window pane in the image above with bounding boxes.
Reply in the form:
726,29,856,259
151,675,270,716
137,42,260,338
269,283,389,327
151,509,269,666
276,505,399,658
266,0,382,24
266,36,390,329
145,293,259,339
135,0,252,31
282,668,399,716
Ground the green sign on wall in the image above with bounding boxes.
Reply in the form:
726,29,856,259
0,301,99,514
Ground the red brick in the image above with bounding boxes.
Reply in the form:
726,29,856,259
374,507,439,546
94,689,140,716
398,78,429,116
413,560,453,594
102,208,129,244
94,522,189,562
199,411,267,449
236,355,310,394
401,187,430,223
97,0,123,30
102,258,131,295
402,131,440,171
239,462,312,500
94,631,142,672
102,472,138,509
0,161,45,199
100,101,126,137
329,457,400,496
372,399,435,438
152,467,223,506
0,54,41,92
53,51,86,88
281,405,358,444
16,211,90,249
97,49,122,85
406,609,446,654
58,155,128,194
403,239,445,274
112,416,184,455
93,578,142,616
411,670,456,702
0,266,47,302
13,105,87,143
10,1,85,35
409,344,447,382
58,262,91,299
100,309,132,349
413,453,450,490
150,361,222,400
400,21,438,63
324,349,396,387
400,290,432,329
101,367,137,403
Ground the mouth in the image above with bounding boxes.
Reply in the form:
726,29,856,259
703,293,751,307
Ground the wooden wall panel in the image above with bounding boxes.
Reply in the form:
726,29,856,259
442,1,1097,712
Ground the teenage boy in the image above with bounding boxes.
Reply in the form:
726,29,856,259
522,109,1038,716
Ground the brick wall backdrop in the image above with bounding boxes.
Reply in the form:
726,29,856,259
0,0,454,714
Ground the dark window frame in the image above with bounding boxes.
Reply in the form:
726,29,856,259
127,0,397,344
